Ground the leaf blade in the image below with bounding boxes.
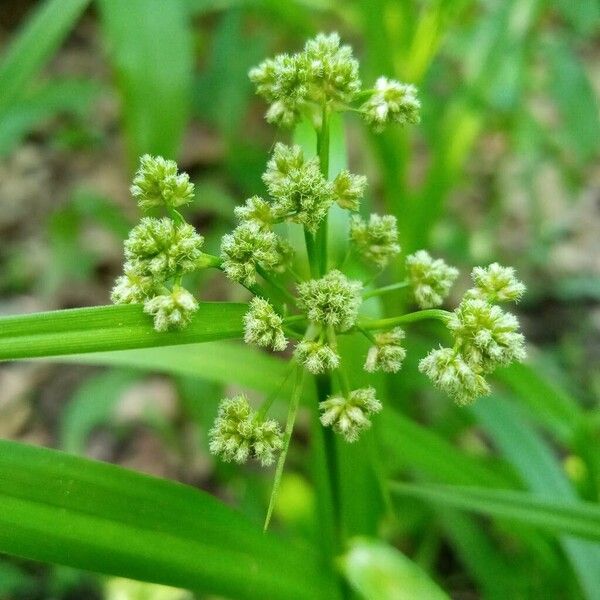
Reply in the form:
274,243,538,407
0,439,331,599
0,303,246,360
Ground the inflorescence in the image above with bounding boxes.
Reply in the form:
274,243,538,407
112,33,526,469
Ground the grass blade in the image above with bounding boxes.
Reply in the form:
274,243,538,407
473,395,600,599
0,303,245,360
0,439,331,599
52,341,287,392
0,0,90,116
97,0,193,163
391,482,600,542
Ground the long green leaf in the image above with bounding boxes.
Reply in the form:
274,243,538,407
54,341,286,393
391,482,600,542
473,396,600,600
0,303,245,360
0,439,331,599
0,0,90,116
97,0,193,163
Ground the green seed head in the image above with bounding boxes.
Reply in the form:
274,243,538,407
406,250,459,309
244,297,287,351
361,77,420,133
319,387,382,442
351,213,401,268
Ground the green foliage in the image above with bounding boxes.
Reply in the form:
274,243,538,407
0,439,332,599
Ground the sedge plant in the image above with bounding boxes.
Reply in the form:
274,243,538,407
110,33,527,547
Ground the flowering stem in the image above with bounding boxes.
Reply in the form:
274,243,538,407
363,279,410,299
264,367,305,531
256,266,297,305
304,230,319,279
315,103,330,276
359,309,451,330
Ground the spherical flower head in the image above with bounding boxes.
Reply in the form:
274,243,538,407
406,250,459,309
332,170,367,211
294,340,340,374
447,298,526,372
364,327,406,373
124,218,205,280
208,395,254,464
249,53,307,128
143,286,198,332
301,32,361,105
419,346,490,406
467,263,526,303
234,196,274,228
252,419,284,467
350,214,401,268
131,154,194,211
319,387,382,442
243,297,287,351
208,395,283,466
111,264,161,305
297,270,363,331
220,222,285,286
361,77,420,133
262,143,333,233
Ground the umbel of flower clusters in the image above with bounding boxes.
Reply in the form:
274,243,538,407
109,34,527,470
112,155,207,332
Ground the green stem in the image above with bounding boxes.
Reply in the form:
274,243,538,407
264,367,304,531
315,103,330,277
358,309,451,331
257,362,296,420
256,266,297,306
304,229,319,279
363,279,410,299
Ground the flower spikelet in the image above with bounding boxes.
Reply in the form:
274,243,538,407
208,396,254,464
364,327,406,373
249,53,307,128
301,32,361,105
406,250,459,309
143,286,198,332
294,340,340,374
262,143,333,233
208,395,283,466
447,299,526,372
124,218,204,280
111,264,161,304
220,222,284,286
350,214,400,268
332,170,367,211
234,196,274,228
244,297,287,351
419,347,490,406
361,77,420,133
468,263,526,303
297,270,362,331
252,419,285,467
131,154,194,210
319,387,382,442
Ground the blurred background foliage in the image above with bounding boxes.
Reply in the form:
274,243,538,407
0,0,598,598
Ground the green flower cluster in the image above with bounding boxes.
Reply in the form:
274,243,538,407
406,250,459,309
249,32,420,134
351,214,401,268
249,32,360,128
320,387,382,442
420,264,526,405
208,395,283,466
112,156,208,332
